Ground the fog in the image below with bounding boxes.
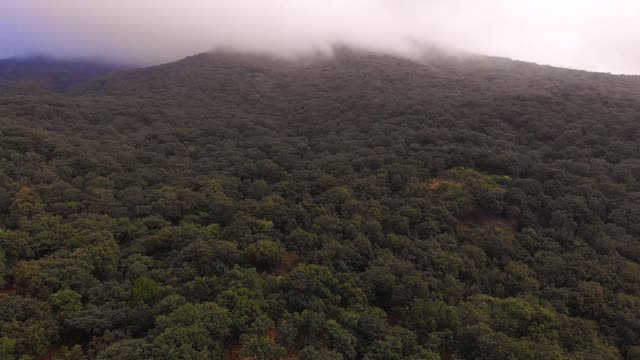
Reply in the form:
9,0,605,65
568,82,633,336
2,0,640,74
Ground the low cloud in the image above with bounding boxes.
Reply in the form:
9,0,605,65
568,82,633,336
2,0,640,73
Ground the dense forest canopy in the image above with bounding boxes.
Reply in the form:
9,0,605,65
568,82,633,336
0,48,640,359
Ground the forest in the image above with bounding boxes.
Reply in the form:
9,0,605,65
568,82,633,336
0,48,639,359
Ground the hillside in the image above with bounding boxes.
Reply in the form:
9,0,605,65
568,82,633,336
0,56,131,94
0,49,640,359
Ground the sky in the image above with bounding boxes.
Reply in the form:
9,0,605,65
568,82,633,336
2,0,640,74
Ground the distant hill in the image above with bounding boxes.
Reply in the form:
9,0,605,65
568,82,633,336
0,56,133,93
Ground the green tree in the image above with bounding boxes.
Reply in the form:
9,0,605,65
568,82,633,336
246,240,286,272
96,339,148,360
130,277,161,306
240,334,286,360
298,346,344,360
150,302,232,360
281,265,341,313
54,345,85,360
1,319,58,358
0,337,16,360
324,320,357,360
216,287,266,334
14,258,99,298
9,186,44,224
50,289,82,321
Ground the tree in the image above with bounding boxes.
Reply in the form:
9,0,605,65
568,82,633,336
130,277,161,306
240,334,286,360
54,345,85,360
9,186,44,224
364,335,403,360
216,287,266,335
96,339,148,360
150,302,232,359
14,258,99,298
402,299,458,344
298,347,344,360
1,319,58,357
324,320,357,359
0,337,16,360
50,289,82,321
280,265,340,313
246,240,286,272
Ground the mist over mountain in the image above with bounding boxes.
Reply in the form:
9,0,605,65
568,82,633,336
1,48,640,359
83,46,640,98
4,0,640,74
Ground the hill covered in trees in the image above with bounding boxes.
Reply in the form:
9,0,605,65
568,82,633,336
0,56,131,94
1,48,640,359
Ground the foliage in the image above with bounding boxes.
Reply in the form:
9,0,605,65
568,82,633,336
129,277,161,306
0,48,639,359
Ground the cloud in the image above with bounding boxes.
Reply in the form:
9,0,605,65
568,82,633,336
1,0,640,73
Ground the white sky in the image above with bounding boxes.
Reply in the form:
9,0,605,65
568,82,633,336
1,0,640,74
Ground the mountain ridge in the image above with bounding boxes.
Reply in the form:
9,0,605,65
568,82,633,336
0,55,134,94
74,48,640,103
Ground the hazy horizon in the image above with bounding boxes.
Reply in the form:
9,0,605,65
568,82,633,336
2,0,640,74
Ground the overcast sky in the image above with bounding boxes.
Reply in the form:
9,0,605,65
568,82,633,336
2,0,640,74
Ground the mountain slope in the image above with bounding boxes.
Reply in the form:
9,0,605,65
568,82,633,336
0,49,639,359
0,56,132,94
85,48,640,104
